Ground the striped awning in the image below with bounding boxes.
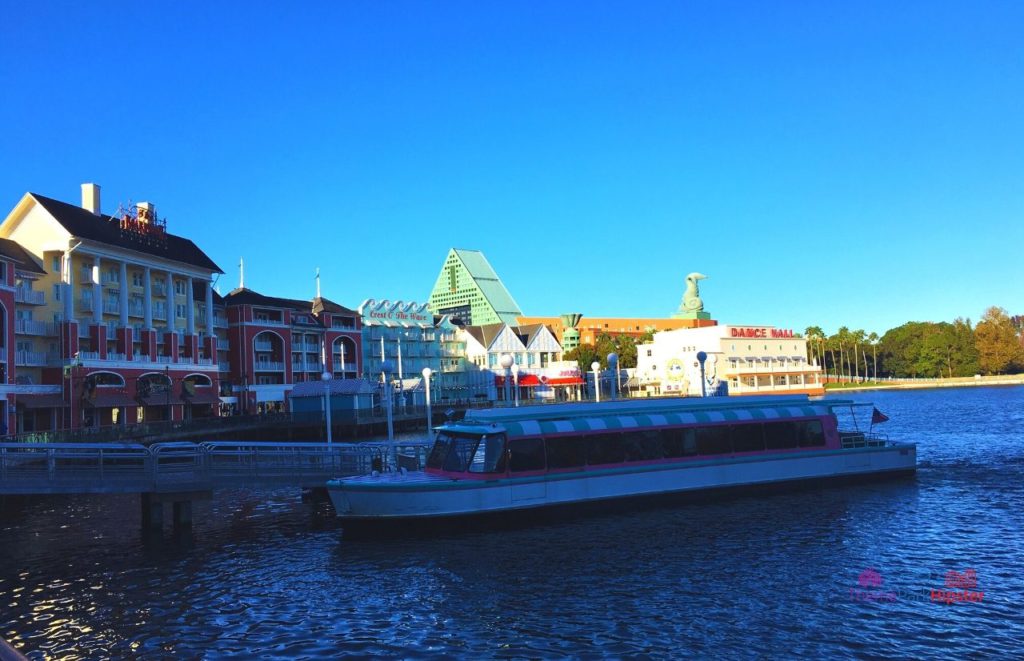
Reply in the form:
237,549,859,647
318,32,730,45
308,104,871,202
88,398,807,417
498,405,830,437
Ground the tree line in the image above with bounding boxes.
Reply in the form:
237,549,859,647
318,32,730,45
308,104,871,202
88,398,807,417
805,306,1024,380
560,306,1024,380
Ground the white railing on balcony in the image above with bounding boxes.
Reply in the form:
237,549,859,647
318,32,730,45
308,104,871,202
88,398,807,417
15,320,55,336
157,356,174,364
304,342,320,352
107,352,127,362
101,273,119,285
301,361,323,372
214,315,228,327
14,287,45,304
102,300,120,314
333,361,358,373
78,297,94,312
254,341,273,352
195,358,214,366
128,304,145,317
153,306,167,321
78,351,101,360
152,283,168,297
15,351,49,366
254,361,285,371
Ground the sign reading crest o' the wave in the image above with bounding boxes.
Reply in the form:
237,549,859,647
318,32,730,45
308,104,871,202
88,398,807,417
358,299,434,325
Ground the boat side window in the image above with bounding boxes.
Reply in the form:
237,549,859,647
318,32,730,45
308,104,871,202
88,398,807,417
468,434,508,473
624,430,663,462
426,433,455,469
764,422,799,450
661,427,697,458
732,423,766,453
586,432,625,466
798,420,826,447
696,425,731,455
509,438,546,472
443,434,481,472
546,435,586,469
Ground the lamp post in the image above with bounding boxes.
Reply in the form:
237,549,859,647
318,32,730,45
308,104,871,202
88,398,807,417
607,353,619,400
499,354,513,405
510,362,520,407
697,351,708,398
381,359,395,443
165,365,171,422
421,367,432,435
321,371,333,446
591,361,601,403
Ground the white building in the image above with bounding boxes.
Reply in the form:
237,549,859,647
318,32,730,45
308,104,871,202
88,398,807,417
635,325,823,397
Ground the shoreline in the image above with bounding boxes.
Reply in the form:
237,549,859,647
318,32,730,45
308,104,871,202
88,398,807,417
824,376,1024,394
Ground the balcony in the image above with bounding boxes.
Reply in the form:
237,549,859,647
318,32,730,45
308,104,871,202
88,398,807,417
152,283,168,297
216,339,230,350
14,287,45,305
333,361,358,373
128,303,145,317
78,297,94,312
15,320,55,336
16,350,54,366
254,361,285,371
304,342,320,352
107,352,127,362
101,273,119,285
254,341,273,352
102,300,120,314
78,351,100,360
153,307,167,321
156,356,174,364
214,315,228,328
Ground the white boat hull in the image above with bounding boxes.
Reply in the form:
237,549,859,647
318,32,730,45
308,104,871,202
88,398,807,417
327,444,916,524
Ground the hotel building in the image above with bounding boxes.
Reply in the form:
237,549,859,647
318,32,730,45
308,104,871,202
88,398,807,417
427,249,522,325
0,185,225,431
634,325,824,397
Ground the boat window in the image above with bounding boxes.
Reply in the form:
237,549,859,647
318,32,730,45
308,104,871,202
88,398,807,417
661,428,697,458
509,438,546,472
764,422,799,450
624,430,664,462
696,425,731,455
546,436,586,469
443,434,482,472
798,420,826,447
586,432,625,466
732,423,766,453
426,433,455,469
468,434,507,473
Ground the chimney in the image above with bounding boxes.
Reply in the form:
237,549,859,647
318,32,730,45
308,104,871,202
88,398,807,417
137,201,155,223
81,183,101,215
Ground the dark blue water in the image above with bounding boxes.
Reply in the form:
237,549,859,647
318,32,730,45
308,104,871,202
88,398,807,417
3,386,1023,659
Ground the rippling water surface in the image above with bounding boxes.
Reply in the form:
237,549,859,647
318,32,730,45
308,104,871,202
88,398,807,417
3,386,1024,658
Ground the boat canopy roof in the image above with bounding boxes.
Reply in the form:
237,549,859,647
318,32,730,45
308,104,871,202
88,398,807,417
463,395,821,426
444,401,832,439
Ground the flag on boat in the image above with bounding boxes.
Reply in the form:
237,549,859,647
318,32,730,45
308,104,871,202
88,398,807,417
871,407,889,424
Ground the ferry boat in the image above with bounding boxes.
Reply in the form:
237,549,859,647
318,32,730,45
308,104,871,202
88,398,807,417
326,395,916,535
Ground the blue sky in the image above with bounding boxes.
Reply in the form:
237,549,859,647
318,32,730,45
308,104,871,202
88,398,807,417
2,1,1021,336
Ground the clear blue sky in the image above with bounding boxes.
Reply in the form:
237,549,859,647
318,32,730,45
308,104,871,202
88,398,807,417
2,1,1021,336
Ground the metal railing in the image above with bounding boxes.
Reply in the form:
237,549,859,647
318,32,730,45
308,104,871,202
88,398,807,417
14,287,45,304
839,432,890,449
0,440,431,494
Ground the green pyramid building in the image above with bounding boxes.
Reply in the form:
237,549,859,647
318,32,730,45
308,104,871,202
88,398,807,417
428,248,522,325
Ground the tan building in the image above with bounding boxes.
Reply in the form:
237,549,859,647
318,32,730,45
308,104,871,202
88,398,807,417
516,315,717,348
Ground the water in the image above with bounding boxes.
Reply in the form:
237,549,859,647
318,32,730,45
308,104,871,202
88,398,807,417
3,386,1023,658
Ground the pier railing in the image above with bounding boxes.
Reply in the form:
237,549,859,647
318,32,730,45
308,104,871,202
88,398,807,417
0,440,432,495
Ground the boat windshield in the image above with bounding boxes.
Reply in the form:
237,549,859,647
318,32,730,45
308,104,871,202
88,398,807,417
426,432,507,473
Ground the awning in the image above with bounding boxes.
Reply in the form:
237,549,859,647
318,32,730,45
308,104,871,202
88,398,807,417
17,394,65,409
85,391,136,408
183,389,220,405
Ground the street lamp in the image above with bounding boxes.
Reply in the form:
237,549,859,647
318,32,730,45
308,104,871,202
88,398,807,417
321,371,333,446
510,362,520,407
591,361,601,403
499,354,514,405
697,351,708,397
381,359,395,444
607,353,619,400
165,365,171,422
421,367,432,436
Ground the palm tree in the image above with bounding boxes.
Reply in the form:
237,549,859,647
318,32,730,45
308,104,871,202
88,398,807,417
835,327,851,382
852,329,866,383
804,326,825,366
867,332,879,380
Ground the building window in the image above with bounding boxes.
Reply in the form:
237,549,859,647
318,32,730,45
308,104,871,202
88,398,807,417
53,284,61,301
52,256,61,271
132,272,143,287
175,280,186,295
176,304,186,319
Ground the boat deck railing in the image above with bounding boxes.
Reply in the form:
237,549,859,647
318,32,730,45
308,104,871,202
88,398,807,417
839,431,890,449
